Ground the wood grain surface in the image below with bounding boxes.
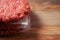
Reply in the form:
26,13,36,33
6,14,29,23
0,0,60,40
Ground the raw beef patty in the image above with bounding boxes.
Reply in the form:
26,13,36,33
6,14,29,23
0,0,30,22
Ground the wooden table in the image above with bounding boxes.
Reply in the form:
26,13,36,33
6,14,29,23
0,0,60,40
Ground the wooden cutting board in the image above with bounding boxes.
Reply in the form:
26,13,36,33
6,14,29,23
0,0,60,40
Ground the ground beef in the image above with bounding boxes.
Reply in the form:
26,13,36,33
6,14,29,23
0,0,30,22
0,23,22,35
0,0,30,35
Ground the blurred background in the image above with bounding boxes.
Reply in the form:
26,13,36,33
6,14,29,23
29,0,60,26
29,0,60,5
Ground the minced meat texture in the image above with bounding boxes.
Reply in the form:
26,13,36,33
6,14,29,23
0,0,30,22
